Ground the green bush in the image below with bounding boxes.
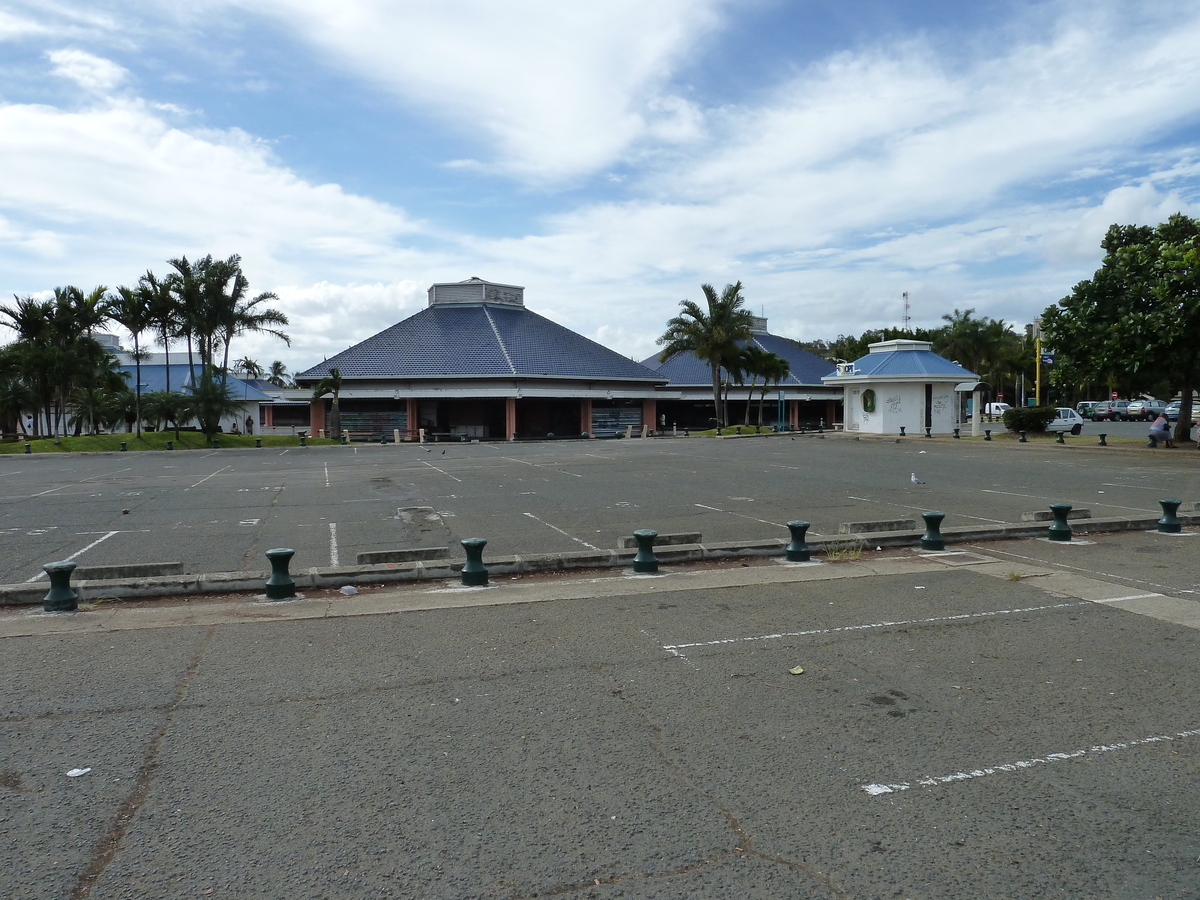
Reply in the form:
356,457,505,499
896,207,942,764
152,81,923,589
1002,406,1056,432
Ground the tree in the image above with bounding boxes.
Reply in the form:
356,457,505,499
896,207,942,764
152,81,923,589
108,285,154,436
185,370,243,438
216,266,289,390
657,282,754,426
268,360,291,388
235,357,264,381
756,351,790,427
140,270,178,393
1041,214,1200,443
142,390,189,438
737,344,772,426
312,367,342,438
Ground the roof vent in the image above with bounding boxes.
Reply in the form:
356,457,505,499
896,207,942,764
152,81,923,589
428,277,525,307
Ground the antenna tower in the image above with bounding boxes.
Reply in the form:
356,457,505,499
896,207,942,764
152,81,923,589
902,291,910,331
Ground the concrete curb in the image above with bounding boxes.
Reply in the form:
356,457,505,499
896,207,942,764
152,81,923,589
2,515,1195,607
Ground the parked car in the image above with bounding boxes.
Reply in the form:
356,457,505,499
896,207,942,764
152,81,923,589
1165,400,1198,425
1127,399,1167,420
1076,401,1101,420
1047,408,1084,435
1093,400,1131,421
984,402,1011,418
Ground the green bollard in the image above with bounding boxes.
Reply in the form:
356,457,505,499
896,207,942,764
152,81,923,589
899,426,906,437
43,561,79,612
1048,503,1073,542
1157,499,1182,534
1019,431,1027,443
24,443,31,454
1098,433,1107,446
341,433,348,445
120,441,127,452
984,430,991,441
460,538,489,586
785,521,811,562
925,427,931,438
213,439,220,449
953,427,960,439
299,435,307,447
255,437,262,448
166,439,173,450
920,511,946,551
1056,431,1065,444
632,529,659,573
264,548,296,600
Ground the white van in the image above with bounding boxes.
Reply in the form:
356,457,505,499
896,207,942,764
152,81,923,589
984,402,1011,417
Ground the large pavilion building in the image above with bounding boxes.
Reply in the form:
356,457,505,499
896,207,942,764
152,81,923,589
292,278,669,440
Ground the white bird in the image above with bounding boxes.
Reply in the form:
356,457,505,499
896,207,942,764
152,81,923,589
911,472,925,485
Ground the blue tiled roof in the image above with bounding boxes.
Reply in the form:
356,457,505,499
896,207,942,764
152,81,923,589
640,334,836,388
297,304,663,382
120,364,273,401
847,349,976,379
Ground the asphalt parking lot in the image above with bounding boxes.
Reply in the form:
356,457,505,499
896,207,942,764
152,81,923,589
1,433,1198,585
3,528,1200,899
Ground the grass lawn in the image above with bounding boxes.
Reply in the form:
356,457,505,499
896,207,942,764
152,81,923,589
0,432,341,453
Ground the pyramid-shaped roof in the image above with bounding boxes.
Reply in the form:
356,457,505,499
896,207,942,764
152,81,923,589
297,279,663,384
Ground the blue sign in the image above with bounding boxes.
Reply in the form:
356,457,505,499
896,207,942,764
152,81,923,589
1040,353,1055,364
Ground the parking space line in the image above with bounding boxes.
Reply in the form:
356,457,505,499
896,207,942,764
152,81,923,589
25,530,120,581
499,457,583,478
522,513,599,549
692,502,791,531
863,725,1200,796
420,461,463,482
979,488,1154,514
846,495,1006,524
660,601,1087,655
329,523,339,565
186,466,231,490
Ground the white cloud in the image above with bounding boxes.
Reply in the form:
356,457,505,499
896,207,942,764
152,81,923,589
229,0,726,182
47,48,128,92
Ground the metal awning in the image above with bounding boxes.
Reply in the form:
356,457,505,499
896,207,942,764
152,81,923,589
954,381,991,393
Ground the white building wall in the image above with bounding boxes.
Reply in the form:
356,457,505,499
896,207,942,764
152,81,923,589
843,382,957,434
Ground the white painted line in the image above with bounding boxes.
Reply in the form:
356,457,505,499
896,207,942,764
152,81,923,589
661,602,1087,652
522,512,600,550
693,502,790,530
25,530,120,582
847,495,1006,525
324,463,330,488
971,545,1176,594
329,523,339,565
979,489,1153,514
420,461,463,482
279,449,290,455
499,456,583,478
1090,593,1163,604
863,726,1200,796
186,466,231,490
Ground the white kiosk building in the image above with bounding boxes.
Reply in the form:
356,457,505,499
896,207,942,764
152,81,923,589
822,339,978,435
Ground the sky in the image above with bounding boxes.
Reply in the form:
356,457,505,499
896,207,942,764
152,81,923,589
2,0,1199,375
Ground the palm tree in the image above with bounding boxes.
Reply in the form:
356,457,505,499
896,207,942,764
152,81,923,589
657,282,754,426
108,285,154,436
738,344,773,426
185,369,243,438
312,367,342,439
756,352,790,427
216,267,289,389
268,359,291,388
142,390,189,438
139,270,178,392
235,357,264,381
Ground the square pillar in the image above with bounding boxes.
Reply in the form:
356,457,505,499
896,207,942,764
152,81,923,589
407,397,419,441
580,398,592,437
642,398,657,434
309,400,324,437
505,397,517,441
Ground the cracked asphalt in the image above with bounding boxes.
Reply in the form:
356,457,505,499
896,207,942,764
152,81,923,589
4,530,1200,899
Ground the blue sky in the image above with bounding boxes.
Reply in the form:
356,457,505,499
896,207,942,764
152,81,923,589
2,0,1199,373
